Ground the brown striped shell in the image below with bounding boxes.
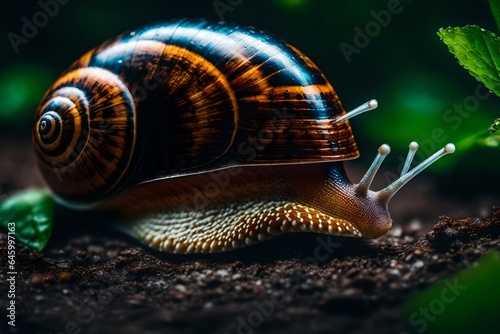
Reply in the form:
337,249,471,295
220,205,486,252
33,19,357,206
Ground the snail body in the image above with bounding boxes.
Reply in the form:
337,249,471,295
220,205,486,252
33,19,454,253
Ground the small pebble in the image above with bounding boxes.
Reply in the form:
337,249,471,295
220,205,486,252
343,288,361,296
414,248,426,256
56,262,69,269
413,260,424,269
174,284,187,292
403,236,414,243
30,273,44,286
407,219,423,234
59,272,70,281
388,269,401,276
390,226,402,237
216,269,229,277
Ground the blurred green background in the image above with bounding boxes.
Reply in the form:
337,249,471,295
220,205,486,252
0,0,498,191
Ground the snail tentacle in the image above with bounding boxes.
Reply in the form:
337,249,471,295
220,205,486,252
333,99,378,124
377,143,455,202
401,141,419,176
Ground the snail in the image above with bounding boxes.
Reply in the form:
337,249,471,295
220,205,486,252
32,19,455,254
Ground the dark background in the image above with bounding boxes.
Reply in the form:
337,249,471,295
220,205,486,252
0,0,499,217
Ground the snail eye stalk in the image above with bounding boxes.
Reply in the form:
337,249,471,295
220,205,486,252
355,144,391,196
377,143,455,202
401,141,419,176
333,99,378,124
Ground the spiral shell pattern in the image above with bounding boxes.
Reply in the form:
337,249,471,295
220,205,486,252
33,67,136,204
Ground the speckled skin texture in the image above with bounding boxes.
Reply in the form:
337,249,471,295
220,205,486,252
107,164,391,254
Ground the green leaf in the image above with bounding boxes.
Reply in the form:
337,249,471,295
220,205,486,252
488,117,500,133
456,128,500,150
489,0,500,33
437,25,500,97
0,189,55,251
477,132,500,147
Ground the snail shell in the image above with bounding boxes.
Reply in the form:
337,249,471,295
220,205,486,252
33,19,454,253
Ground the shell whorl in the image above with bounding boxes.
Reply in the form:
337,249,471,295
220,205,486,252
33,67,137,204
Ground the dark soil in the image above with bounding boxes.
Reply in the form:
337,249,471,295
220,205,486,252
1,137,500,334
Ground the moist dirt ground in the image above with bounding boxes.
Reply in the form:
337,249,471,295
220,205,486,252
1,137,499,334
